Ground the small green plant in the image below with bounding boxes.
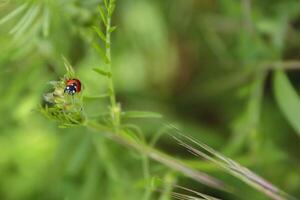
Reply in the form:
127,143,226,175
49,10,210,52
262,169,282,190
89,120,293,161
92,0,121,130
40,57,85,127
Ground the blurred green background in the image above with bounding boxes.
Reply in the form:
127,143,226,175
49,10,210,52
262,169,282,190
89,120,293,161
1,0,300,199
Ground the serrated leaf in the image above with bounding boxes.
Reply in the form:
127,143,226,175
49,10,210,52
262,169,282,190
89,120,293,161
0,3,28,25
98,5,107,26
93,43,109,64
122,111,162,119
93,68,111,77
92,26,106,42
273,70,300,137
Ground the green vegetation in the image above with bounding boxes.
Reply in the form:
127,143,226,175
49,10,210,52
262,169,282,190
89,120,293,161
1,0,300,199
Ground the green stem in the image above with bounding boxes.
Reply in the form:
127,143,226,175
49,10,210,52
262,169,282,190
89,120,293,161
105,0,120,128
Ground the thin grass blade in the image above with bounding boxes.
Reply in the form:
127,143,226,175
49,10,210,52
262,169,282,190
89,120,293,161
167,123,296,200
0,3,28,25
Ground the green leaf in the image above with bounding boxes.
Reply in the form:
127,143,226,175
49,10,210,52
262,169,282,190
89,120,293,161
83,94,109,100
93,68,111,77
134,176,162,189
97,5,107,26
273,70,300,137
103,0,109,9
66,136,91,175
92,43,109,64
122,111,163,119
0,3,28,25
13,5,40,38
42,7,50,37
109,26,117,33
92,26,106,42
108,4,116,16
62,56,76,78
225,72,266,154
9,5,36,34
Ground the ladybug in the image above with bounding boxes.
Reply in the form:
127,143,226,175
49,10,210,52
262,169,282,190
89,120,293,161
64,79,81,95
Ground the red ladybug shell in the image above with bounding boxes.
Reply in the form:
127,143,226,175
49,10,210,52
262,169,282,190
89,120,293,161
66,79,81,92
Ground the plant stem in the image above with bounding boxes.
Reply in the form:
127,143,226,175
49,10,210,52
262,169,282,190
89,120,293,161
105,0,120,128
106,12,115,106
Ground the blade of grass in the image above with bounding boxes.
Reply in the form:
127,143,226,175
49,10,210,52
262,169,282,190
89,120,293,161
273,69,300,137
122,111,163,119
14,5,40,38
42,7,50,37
10,5,39,36
0,3,28,25
168,123,296,200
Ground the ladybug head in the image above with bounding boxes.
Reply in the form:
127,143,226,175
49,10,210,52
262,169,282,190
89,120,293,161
64,84,77,95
